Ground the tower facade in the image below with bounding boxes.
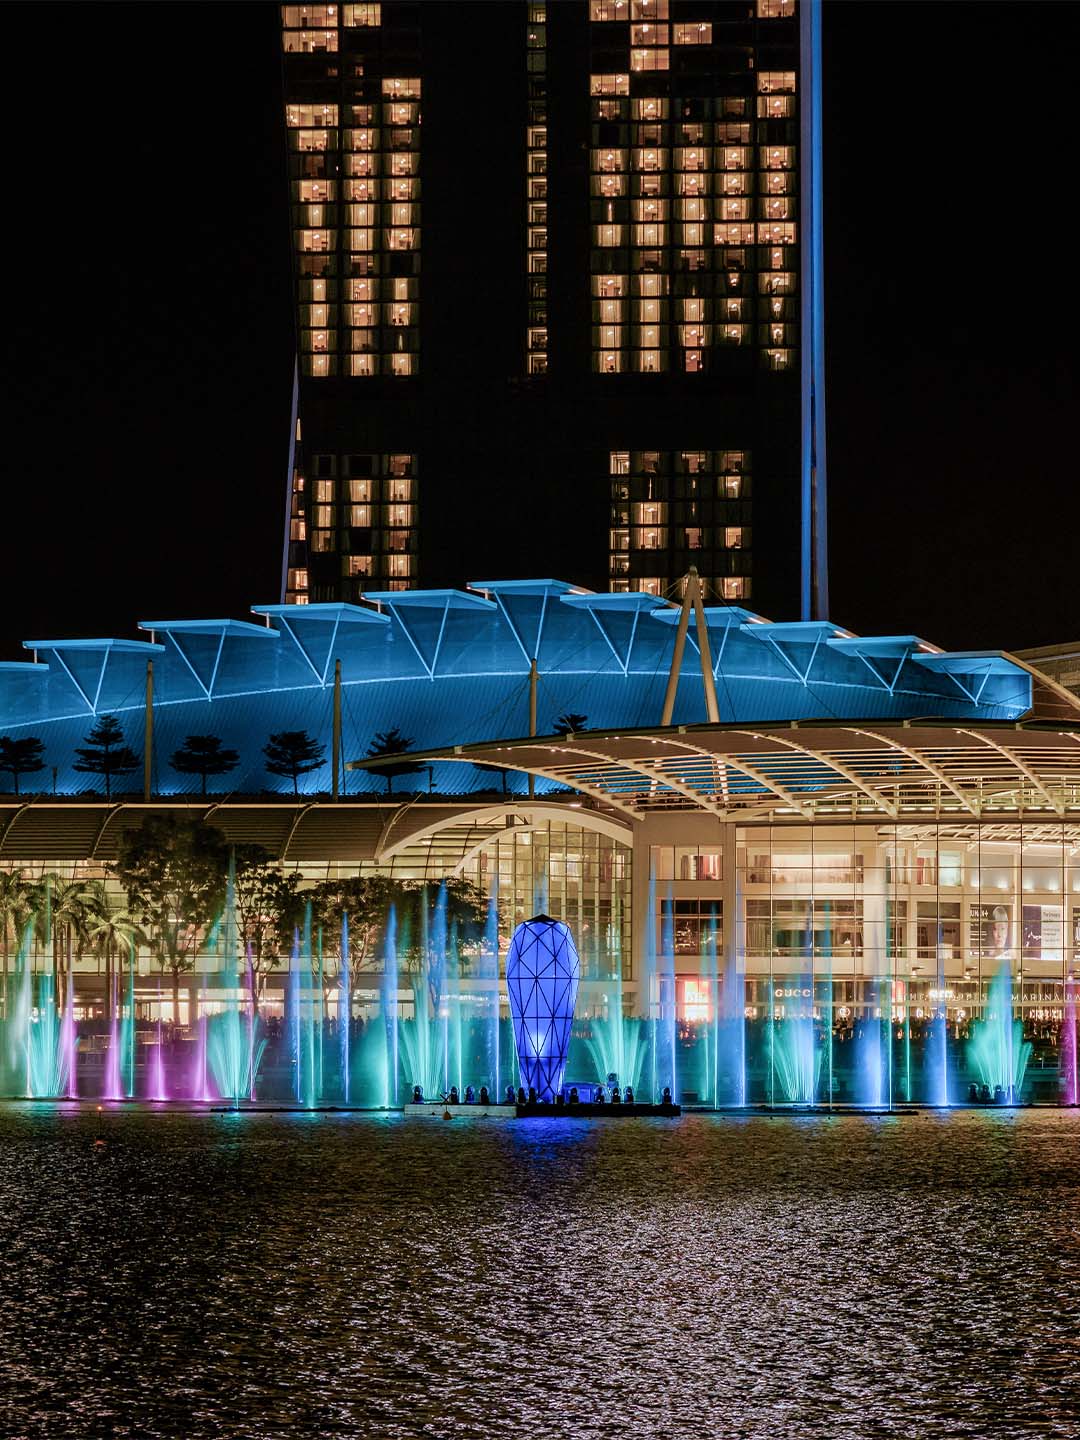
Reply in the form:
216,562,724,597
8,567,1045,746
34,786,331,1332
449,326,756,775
280,0,819,615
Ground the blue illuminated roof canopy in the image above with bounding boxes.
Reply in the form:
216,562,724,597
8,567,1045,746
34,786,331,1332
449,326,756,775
0,580,1038,798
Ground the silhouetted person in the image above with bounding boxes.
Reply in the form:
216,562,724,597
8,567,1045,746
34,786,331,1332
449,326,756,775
517,1086,527,1105
528,1086,538,1105
662,1086,673,1105
479,1086,490,1105
464,1085,475,1104
412,1085,423,1104
449,1086,460,1105
624,1085,634,1104
506,1085,517,1104
569,1087,580,1105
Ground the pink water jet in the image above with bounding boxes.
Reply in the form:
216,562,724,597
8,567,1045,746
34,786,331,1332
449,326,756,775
62,974,78,1100
150,1021,169,1101
1063,974,1078,1105
190,1012,212,1101
103,1018,123,1101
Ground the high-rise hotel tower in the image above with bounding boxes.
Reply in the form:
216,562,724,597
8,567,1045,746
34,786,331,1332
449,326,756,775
280,0,826,618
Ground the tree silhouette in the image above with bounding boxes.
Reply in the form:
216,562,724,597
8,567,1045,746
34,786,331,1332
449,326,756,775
0,869,33,1014
366,726,425,795
232,844,304,1014
263,730,326,797
553,712,589,736
113,815,228,1021
169,735,240,797
0,735,45,796
73,715,139,800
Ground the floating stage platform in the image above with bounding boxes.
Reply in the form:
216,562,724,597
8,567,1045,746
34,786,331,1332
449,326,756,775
403,1101,681,1120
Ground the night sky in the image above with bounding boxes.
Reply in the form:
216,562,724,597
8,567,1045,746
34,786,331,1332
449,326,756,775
5,2,1078,660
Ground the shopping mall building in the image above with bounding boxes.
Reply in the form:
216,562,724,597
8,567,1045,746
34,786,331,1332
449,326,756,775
3,579,1080,1103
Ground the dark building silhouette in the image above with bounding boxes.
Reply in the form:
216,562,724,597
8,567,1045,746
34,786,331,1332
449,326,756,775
279,0,825,616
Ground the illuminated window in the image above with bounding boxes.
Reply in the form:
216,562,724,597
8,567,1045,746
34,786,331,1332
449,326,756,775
673,22,711,43
758,94,795,119
282,5,339,25
382,77,421,99
590,0,629,17
282,5,340,50
757,71,796,94
757,0,794,13
631,22,668,43
762,145,795,170
283,30,338,53
343,3,381,22
630,48,669,71
591,73,630,95
286,103,339,128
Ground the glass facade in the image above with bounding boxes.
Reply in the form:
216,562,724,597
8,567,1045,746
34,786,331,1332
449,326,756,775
657,822,1080,1106
464,821,633,988
9,807,1080,1105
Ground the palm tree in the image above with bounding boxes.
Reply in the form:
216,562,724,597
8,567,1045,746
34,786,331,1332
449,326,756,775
48,877,96,1004
0,869,33,1020
84,886,146,1025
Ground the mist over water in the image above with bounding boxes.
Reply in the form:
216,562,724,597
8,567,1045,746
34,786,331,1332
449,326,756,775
1,1107,1078,1439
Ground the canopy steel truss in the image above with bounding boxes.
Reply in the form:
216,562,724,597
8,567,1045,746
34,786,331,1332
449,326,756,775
352,722,1080,823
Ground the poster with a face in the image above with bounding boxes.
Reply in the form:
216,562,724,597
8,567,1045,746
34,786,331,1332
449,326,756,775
971,903,1012,960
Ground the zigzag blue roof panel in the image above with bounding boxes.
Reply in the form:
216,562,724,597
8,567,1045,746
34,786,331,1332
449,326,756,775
0,581,1033,799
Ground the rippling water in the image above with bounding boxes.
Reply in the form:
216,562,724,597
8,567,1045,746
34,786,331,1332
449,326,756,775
2,1106,1079,1438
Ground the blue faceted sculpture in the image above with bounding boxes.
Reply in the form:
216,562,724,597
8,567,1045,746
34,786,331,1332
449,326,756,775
506,914,580,1101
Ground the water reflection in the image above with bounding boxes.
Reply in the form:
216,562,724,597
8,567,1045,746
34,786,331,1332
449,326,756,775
1,1107,1078,1438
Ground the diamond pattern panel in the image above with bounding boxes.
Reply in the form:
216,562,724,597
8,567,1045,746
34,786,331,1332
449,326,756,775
505,915,580,1101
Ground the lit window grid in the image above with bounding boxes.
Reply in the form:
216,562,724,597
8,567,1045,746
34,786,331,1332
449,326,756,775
607,449,751,601
305,453,418,592
280,5,382,52
286,461,309,603
526,5,548,376
285,78,421,378
587,47,798,375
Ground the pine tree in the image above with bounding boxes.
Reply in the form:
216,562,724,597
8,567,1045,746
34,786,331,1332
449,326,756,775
72,716,139,800
263,730,326,798
0,735,45,796
553,712,589,736
366,726,425,795
169,735,240,797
